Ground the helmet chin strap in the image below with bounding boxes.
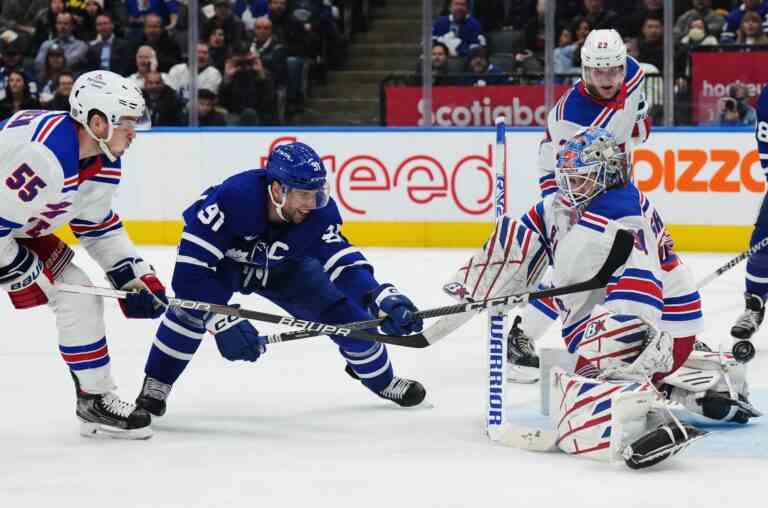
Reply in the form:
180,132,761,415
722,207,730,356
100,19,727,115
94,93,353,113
267,184,289,222
83,121,117,162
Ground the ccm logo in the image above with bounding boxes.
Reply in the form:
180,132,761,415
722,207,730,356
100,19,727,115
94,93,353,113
634,148,764,193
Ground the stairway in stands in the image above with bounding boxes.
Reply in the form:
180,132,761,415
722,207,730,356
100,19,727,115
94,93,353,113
296,0,440,126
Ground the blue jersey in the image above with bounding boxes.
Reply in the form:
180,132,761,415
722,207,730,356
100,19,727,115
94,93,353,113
172,169,378,305
754,86,768,180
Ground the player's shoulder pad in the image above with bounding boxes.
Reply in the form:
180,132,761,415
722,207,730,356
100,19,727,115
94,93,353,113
0,142,64,226
36,113,79,181
215,169,269,234
586,184,642,222
624,57,645,97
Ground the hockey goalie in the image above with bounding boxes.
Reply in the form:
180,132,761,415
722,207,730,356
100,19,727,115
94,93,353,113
444,127,762,469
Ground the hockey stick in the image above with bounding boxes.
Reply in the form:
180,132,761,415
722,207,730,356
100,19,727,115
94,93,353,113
696,236,768,289
56,230,632,349
259,227,635,347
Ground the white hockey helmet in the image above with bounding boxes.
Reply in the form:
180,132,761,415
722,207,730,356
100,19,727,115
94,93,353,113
581,29,627,71
69,71,149,161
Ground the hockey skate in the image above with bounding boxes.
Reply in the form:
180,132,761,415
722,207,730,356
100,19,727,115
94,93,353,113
345,365,426,407
135,375,172,417
73,375,152,439
507,316,540,384
731,294,765,340
623,423,709,470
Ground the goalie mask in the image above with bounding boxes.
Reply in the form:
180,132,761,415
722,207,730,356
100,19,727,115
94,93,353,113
266,142,330,223
555,127,629,209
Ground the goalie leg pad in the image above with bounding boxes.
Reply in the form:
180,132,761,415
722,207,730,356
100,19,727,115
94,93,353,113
551,367,656,463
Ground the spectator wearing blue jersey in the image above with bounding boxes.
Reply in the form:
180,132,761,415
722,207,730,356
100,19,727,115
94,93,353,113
432,0,486,57
462,46,507,86
720,0,768,43
125,0,178,35
234,0,268,32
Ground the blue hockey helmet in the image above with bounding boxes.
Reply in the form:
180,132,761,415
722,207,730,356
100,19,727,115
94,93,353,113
265,142,330,219
555,127,628,208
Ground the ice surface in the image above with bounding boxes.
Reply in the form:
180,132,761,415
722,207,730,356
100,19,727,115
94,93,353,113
0,247,765,507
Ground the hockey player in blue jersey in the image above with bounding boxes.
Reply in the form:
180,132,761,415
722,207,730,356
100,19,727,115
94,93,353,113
135,142,427,416
0,71,168,439
731,86,768,340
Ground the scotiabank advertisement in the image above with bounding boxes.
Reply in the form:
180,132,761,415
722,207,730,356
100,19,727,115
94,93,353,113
384,85,569,127
690,51,768,124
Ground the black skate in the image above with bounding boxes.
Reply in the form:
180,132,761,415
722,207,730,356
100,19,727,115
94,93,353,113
623,423,709,470
73,375,152,440
507,316,540,384
731,294,765,340
135,376,172,417
345,365,426,407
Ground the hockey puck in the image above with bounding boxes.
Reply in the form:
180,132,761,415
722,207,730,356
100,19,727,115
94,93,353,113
732,340,756,363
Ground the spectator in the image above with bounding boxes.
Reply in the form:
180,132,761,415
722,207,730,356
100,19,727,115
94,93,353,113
218,44,275,125
621,0,662,38
432,0,486,57
126,0,178,36
167,41,223,103
674,0,726,42
38,43,67,101
717,83,757,126
130,13,182,72
0,0,47,52
735,10,768,44
128,45,170,88
553,17,591,78
637,14,663,70
268,0,310,110
680,16,720,47
85,12,132,74
197,88,228,126
207,27,229,73
0,38,39,101
581,0,621,31
204,0,245,47
472,0,535,33
42,69,73,109
251,16,287,88
416,41,453,85
720,0,768,43
143,70,183,126
234,0,268,32
0,69,40,119
74,0,105,42
34,12,88,75
32,0,67,53
462,46,506,86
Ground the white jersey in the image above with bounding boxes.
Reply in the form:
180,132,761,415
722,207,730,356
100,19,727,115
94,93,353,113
517,183,702,350
538,57,651,198
0,109,140,275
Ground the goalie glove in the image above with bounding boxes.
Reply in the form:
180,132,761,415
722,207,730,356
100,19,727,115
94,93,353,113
207,307,267,362
106,258,168,319
0,246,55,309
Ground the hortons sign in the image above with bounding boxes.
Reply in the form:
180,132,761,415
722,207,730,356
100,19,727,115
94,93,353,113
384,84,569,127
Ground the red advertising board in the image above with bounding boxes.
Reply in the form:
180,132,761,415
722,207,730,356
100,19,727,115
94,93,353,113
385,84,568,127
691,51,768,124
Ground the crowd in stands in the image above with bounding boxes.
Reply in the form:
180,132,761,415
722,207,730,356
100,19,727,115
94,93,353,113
0,0,350,125
426,0,768,125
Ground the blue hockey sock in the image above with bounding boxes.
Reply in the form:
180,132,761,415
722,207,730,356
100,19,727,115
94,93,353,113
145,308,206,386
340,342,393,393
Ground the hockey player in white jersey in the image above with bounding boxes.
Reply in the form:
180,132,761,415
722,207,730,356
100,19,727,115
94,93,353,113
0,71,168,439
508,28,655,382
445,128,760,468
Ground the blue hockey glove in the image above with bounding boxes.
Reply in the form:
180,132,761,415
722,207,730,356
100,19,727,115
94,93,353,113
217,257,268,295
207,308,267,362
366,283,423,336
106,258,168,319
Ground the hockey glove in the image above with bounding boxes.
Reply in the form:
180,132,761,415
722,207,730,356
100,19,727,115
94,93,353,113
106,258,168,319
208,308,267,362
366,283,424,336
0,246,55,309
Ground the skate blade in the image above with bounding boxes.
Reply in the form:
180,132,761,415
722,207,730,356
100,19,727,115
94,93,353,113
507,364,540,384
79,420,153,440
